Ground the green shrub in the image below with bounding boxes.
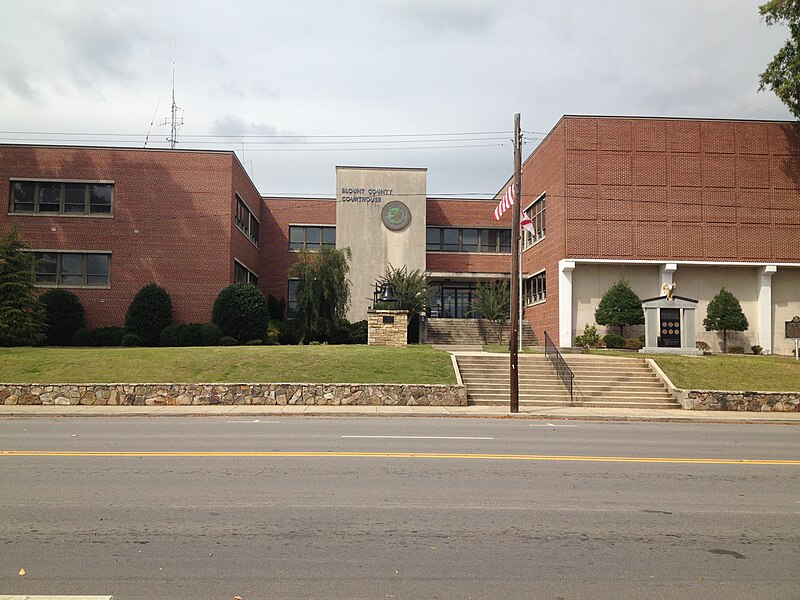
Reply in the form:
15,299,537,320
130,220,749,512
212,283,269,343
244,339,263,346
728,345,745,354
751,345,763,355
266,294,286,321
574,324,600,347
125,283,173,346
625,337,643,351
603,333,627,349
71,327,92,347
218,335,238,346
39,289,86,345
159,323,222,347
121,333,143,347
90,327,126,347
346,320,367,344
274,320,301,345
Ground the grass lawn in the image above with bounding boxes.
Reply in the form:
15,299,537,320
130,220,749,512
651,354,800,392
0,345,456,385
586,350,800,392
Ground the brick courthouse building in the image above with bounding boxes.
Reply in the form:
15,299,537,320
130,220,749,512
2,115,800,354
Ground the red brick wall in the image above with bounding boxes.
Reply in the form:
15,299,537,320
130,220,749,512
520,120,568,345
562,117,800,262
230,156,262,286
258,197,336,309
425,198,512,275
521,116,800,345
0,146,235,328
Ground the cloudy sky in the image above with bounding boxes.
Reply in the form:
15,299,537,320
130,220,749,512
0,0,793,197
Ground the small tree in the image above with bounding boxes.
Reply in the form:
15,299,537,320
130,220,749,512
469,280,510,343
39,289,86,345
289,247,351,343
0,224,46,346
125,283,173,346
704,287,749,353
375,265,428,318
594,279,644,338
212,282,269,343
758,0,800,118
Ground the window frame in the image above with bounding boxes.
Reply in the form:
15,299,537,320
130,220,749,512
524,270,546,306
31,250,111,289
522,192,546,250
234,194,260,247
234,259,259,287
425,227,512,253
9,179,114,217
288,224,336,251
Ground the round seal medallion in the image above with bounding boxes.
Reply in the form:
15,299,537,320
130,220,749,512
381,200,412,231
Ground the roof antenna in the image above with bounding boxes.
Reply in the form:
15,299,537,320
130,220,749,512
159,48,184,149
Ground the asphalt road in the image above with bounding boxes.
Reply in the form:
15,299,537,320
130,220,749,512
0,417,798,599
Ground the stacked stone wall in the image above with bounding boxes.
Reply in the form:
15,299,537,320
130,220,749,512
685,390,800,412
0,383,467,407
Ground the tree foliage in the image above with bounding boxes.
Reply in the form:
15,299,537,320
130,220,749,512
212,282,270,343
470,280,510,324
703,287,749,353
759,0,800,118
374,264,428,318
594,279,644,338
289,247,351,343
125,283,173,346
39,289,86,345
0,224,46,346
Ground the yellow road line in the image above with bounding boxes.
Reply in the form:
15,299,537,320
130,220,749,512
0,450,798,465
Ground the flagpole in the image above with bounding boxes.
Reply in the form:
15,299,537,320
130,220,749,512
510,113,521,413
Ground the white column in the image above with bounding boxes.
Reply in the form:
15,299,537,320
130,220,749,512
558,260,576,347
660,263,677,290
758,265,777,354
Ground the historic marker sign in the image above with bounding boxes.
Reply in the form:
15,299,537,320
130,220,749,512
786,316,800,339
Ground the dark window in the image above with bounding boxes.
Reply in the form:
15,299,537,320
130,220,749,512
426,227,511,253
33,252,111,288
234,260,259,286
9,181,114,216
523,194,546,248
289,225,336,251
524,271,546,305
234,195,259,245
287,279,299,316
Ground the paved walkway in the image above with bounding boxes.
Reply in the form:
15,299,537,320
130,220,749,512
0,403,798,423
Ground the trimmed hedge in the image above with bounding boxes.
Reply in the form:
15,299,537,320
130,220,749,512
72,327,127,347
39,289,86,345
159,323,223,347
603,333,627,349
125,284,173,346
212,283,269,343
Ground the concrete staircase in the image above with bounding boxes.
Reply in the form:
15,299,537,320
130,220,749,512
427,318,537,348
455,353,680,409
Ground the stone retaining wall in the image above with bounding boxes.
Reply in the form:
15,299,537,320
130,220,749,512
0,383,467,407
684,390,800,412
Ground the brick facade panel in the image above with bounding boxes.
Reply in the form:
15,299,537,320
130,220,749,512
632,152,667,186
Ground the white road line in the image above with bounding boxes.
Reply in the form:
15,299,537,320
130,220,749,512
224,420,281,423
341,435,494,440
0,596,114,600
529,423,579,428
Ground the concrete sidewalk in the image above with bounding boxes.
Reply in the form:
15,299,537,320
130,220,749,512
0,403,798,423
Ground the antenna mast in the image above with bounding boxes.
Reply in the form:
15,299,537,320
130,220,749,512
160,59,183,149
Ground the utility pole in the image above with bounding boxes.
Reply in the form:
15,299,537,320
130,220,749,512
510,113,522,413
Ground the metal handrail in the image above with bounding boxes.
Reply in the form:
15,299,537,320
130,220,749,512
544,331,574,403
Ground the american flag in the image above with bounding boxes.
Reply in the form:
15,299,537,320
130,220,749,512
493,184,514,220
521,213,535,234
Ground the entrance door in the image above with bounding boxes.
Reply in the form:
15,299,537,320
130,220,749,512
456,289,471,319
659,307,681,348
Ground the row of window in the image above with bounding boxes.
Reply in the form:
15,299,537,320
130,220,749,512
524,271,546,305
11,181,113,215
234,260,259,286
34,252,111,287
289,225,336,251
235,195,260,245
426,227,512,253
523,195,546,248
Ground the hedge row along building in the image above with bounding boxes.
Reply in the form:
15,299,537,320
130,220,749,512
2,115,800,354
